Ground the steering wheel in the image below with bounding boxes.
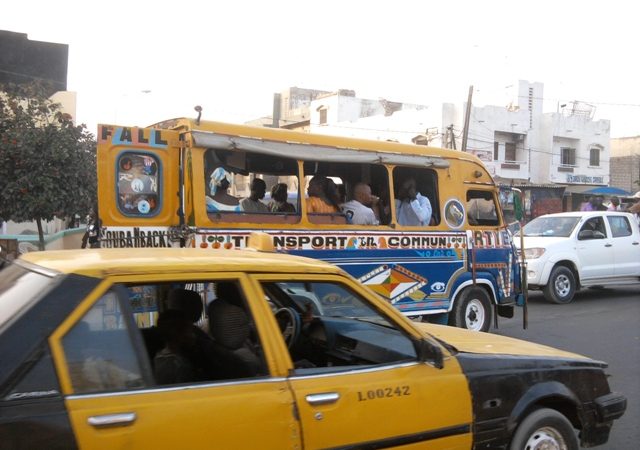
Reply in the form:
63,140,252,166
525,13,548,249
275,307,301,349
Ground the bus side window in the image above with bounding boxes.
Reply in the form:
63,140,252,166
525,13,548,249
117,152,160,216
467,190,499,226
203,148,300,223
302,162,389,226
391,167,439,226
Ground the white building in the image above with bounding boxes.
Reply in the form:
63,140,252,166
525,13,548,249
309,91,442,145
307,82,610,195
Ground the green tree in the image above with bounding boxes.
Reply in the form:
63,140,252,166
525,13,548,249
0,83,97,250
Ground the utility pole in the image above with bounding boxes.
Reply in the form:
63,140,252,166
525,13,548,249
461,85,473,152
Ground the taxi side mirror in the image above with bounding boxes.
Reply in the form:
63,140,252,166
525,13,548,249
416,339,443,369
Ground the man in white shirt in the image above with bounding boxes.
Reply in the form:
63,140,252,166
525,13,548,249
341,183,380,225
240,178,269,213
395,178,432,226
607,196,621,211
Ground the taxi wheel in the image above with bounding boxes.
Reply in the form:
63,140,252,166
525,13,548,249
509,408,578,450
543,266,576,304
449,287,492,332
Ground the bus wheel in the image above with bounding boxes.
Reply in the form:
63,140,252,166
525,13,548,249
509,408,578,450
450,287,492,332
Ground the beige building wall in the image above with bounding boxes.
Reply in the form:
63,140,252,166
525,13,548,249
51,90,77,123
610,136,640,194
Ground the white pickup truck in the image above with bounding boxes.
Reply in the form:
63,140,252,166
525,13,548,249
514,211,640,303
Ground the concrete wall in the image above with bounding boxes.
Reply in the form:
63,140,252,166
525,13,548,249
610,136,640,193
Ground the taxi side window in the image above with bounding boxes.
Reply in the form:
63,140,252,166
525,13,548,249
62,292,147,394
127,281,267,386
261,280,417,375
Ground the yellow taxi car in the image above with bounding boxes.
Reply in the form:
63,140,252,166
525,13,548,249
0,235,625,450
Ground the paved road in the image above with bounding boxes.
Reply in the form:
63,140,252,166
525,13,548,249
492,286,640,449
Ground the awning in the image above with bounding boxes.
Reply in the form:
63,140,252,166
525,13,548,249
562,185,603,194
191,131,451,168
583,186,631,196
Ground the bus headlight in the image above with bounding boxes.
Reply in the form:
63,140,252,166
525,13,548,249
524,248,546,259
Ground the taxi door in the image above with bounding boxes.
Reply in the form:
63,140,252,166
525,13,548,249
250,274,474,450
50,275,301,450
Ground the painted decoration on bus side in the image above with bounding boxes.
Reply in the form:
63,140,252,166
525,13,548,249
98,227,517,315
358,264,428,304
196,231,472,251
98,125,169,148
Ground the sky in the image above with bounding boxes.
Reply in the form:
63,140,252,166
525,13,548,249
2,0,639,137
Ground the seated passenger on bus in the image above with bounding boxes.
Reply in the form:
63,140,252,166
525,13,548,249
268,183,296,213
341,182,380,225
207,167,241,212
307,176,340,213
395,178,432,226
240,178,269,213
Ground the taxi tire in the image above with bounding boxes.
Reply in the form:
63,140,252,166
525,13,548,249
543,266,576,304
449,286,492,332
509,407,578,450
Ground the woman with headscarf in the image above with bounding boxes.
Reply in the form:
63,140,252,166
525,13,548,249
206,167,241,212
307,176,340,213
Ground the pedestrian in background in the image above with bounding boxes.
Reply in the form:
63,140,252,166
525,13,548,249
607,196,621,211
81,209,101,249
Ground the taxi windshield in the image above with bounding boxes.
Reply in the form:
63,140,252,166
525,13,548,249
0,263,55,330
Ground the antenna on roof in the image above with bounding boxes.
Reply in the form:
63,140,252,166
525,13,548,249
194,105,203,125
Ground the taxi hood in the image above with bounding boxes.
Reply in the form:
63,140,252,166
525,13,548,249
416,323,591,361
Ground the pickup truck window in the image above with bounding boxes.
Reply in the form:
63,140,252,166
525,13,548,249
607,216,633,238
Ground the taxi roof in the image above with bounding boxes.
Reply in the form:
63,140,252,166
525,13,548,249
18,248,343,278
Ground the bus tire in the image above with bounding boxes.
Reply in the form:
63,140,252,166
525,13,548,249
543,266,576,304
509,408,578,450
449,286,492,332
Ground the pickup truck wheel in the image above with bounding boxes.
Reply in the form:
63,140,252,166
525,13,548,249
449,287,492,332
509,408,578,450
543,266,576,304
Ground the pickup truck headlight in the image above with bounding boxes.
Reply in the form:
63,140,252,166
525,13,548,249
524,248,546,259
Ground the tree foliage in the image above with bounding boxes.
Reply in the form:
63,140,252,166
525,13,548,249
0,82,97,246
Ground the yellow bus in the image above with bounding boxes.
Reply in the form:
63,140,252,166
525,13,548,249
96,118,525,331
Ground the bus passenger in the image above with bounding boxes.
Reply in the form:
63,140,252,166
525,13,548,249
240,178,269,213
341,183,380,225
207,167,241,212
307,176,340,213
268,183,296,213
395,178,432,226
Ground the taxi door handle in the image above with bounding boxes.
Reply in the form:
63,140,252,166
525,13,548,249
88,412,137,428
306,392,340,406
604,243,612,247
